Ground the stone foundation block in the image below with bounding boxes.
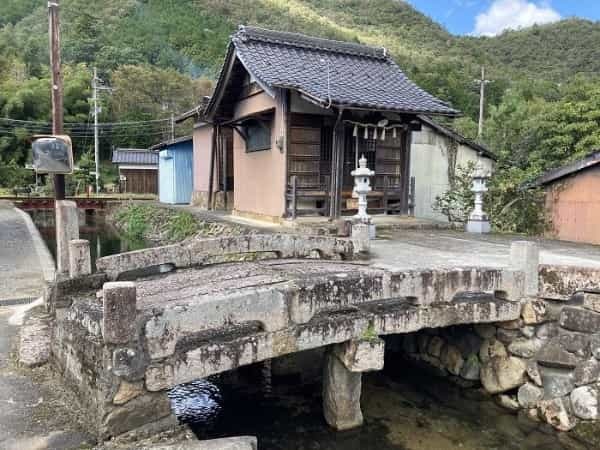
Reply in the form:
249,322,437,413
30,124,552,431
583,292,600,313
571,385,599,420
333,338,385,373
536,339,580,369
541,367,575,399
68,239,91,278
101,391,173,439
560,306,600,334
190,190,209,209
481,356,527,394
538,398,577,431
184,436,258,450
521,300,547,325
351,223,370,255
18,310,51,367
518,383,543,408
113,381,145,405
323,349,363,430
103,282,137,344
574,359,600,386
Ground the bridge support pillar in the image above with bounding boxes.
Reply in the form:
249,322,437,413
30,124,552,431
323,337,384,431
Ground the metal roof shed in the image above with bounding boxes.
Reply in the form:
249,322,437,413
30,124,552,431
153,137,194,204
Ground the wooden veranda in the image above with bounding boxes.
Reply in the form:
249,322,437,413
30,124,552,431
285,113,416,219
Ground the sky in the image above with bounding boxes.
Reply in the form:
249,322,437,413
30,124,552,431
406,0,600,36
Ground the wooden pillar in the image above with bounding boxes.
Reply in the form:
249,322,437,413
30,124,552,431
400,128,412,215
207,125,217,210
277,89,290,216
290,175,297,220
329,111,345,220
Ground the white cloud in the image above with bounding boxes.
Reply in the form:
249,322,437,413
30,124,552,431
474,0,561,36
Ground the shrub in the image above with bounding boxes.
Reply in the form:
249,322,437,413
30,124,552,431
433,162,476,224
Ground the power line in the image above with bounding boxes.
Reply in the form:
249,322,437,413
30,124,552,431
0,123,169,133
0,128,169,138
0,117,171,127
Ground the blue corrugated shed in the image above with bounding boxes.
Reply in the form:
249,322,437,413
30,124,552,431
157,137,194,204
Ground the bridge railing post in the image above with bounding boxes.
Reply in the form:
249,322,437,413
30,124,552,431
102,281,137,344
55,200,79,275
510,241,540,298
69,239,91,278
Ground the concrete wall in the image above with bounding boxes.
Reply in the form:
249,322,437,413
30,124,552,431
410,124,494,221
544,167,600,245
232,91,286,221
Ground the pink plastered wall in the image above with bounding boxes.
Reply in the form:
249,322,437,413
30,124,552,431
232,91,286,219
192,124,215,193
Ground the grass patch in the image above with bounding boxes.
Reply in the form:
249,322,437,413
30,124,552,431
114,203,155,240
166,212,198,242
111,202,254,245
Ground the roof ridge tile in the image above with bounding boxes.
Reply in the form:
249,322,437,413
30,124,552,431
236,25,386,60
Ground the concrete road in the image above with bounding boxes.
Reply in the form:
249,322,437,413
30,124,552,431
371,230,600,270
0,305,94,449
0,202,92,448
0,201,55,302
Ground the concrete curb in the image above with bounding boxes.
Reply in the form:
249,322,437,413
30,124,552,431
14,206,56,284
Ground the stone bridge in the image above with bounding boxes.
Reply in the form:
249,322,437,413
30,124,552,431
47,233,599,439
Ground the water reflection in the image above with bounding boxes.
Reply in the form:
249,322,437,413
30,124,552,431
169,359,583,450
169,379,222,426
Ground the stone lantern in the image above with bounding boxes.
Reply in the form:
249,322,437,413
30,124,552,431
350,155,375,254
466,161,491,234
351,154,375,223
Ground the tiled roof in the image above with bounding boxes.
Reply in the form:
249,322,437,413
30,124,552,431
206,26,458,117
534,150,600,186
112,149,158,165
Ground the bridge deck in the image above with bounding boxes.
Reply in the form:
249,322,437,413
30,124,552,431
371,230,600,270
134,260,374,309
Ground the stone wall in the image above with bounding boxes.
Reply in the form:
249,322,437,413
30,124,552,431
390,264,600,433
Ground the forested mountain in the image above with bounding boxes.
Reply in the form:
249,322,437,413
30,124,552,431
1,0,599,232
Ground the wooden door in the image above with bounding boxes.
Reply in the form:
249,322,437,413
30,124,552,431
121,169,158,194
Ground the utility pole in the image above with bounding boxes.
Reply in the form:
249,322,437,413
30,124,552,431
48,0,65,199
476,66,491,139
93,67,100,193
49,0,78,276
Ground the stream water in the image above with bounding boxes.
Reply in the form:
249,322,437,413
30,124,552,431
170,357,580,450
28,210,147,270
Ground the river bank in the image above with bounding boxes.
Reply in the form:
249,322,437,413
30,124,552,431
108,202,255,246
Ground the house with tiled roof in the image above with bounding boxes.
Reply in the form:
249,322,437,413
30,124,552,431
178,26,494,222
111,148,158,194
